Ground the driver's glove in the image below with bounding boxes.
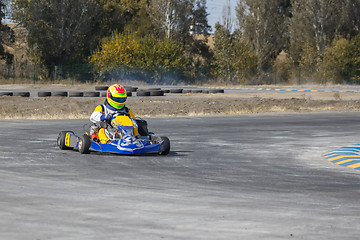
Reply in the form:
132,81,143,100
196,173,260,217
100,113,113,121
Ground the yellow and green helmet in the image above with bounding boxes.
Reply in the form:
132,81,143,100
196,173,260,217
107,84,127,109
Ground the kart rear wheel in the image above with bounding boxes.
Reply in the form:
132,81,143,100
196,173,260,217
79,134,91,154
57,131,73,150
159,136,170,155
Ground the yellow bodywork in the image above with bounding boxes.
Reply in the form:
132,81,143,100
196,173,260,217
98,128,109,144
98,115,139,144
111,115,133,128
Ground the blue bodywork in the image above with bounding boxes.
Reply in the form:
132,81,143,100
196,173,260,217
64,126,164,155
89,136,162,154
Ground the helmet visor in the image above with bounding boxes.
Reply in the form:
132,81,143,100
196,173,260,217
111,96,127,104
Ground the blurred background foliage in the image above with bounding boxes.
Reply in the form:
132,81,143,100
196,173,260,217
89,31,189,83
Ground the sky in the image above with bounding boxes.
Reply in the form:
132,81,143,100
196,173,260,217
206,0,238,32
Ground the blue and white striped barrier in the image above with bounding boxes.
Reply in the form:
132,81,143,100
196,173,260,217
208,87,360,93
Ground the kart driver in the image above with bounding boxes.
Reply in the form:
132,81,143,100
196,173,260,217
90,84,139,144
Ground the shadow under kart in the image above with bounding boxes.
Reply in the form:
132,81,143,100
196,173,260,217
57,113,170,155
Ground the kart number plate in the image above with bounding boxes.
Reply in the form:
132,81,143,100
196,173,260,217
65,133,70,146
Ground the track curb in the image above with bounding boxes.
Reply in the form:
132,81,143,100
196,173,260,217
209,87,360,93
323,145,360,170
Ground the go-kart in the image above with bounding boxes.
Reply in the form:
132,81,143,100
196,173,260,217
57,113,170,155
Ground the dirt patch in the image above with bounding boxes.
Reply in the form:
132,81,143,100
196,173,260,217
1,94,360,119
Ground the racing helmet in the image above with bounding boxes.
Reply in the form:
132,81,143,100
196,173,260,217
107,84,127,109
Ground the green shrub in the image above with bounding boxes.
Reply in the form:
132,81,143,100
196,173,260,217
324,37,353,83
89,32,188,82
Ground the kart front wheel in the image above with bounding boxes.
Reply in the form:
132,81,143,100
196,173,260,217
79,134,91,154
159,136,170,155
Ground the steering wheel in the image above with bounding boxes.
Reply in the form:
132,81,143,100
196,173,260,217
97,121,108,129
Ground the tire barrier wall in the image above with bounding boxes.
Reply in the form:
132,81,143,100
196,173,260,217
68,91,84,97
38,91,51,97
52,91,68,97
83,91,100,97
0,87,224,98
0,91,13,96
13,92,30,97
95,86,108,91
170,88,183,93
136,90,150,96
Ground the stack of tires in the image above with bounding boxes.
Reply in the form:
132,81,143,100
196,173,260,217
0,86,225,98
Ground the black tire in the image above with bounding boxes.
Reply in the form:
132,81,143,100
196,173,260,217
191,89,202,93
68,91,84,97
79,134,91,154
0,91,13,96
57,131,73,150
51,91,68,97
183,89,192,93
13,92,30,97
209,89,225,94
149,90,164,96
170,88,183,93
127,91,133,97
136,119,149,136
100,91,107,97
136,90,150,96
124,86,138,92
95,86,108,91
83,91,100,97
163,89,170,93
148,88,161,91
136,89,148,92
52,91,68,97
159,136,170,155
38,91,51,97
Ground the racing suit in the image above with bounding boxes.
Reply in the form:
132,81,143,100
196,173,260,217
90,102,139,144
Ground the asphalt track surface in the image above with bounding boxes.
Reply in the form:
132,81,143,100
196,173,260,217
1,113,360,239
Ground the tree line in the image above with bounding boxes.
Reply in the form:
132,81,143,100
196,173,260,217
1,0,360,84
